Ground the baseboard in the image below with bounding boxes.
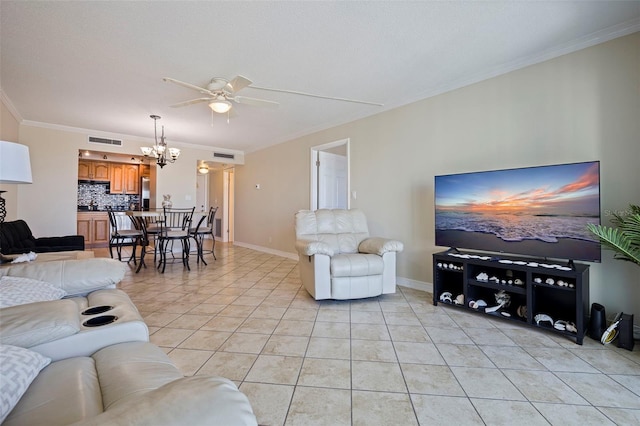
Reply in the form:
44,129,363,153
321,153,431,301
397,277,432,294
232,241,298,261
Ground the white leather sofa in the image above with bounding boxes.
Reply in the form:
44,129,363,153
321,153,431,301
3,341,258,426
1,258,148,360
0,258,258,425
295,209,403,300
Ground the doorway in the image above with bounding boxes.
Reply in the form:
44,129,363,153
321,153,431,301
310,139,350,210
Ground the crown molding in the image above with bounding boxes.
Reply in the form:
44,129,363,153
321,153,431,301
0,90,23,123
19,119,245,156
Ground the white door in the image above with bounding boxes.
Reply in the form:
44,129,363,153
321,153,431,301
196,173,208,213
311,139,350,210
318,151,347,209
223,168,234,242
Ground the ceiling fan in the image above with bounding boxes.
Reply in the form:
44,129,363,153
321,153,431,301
163,75,383,114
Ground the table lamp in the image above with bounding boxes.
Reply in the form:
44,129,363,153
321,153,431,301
0,141,33,263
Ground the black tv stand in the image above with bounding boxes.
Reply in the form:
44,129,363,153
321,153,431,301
433,250,589,344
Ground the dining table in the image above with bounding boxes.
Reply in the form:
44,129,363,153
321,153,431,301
126,209,207,273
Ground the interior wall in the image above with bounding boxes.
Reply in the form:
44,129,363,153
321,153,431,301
14,125,215,237
0,101,21,221
234,32,640,316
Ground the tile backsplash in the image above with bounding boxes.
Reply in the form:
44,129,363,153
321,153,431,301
77,182,140,210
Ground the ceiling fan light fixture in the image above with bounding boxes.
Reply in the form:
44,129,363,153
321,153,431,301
209,100,232,114
198,163,209,174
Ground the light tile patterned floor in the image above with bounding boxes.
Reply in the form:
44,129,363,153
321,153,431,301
101,244,640,426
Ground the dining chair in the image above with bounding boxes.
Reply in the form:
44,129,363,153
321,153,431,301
190,206,218,265
106,206,142,264
141,209,163,263
157,207,195,273
127,213,151,273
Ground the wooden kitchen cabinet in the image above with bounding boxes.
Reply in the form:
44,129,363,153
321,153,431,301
78,160,110,181
110,163,139,194
77,212,110,248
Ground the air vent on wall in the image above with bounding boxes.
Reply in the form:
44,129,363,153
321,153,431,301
213,152,235,160
88,136,123,147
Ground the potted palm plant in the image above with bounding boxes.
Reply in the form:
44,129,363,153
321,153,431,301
587,204,639,349
587,204,640,265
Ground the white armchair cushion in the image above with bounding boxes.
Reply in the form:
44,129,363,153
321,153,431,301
296,209,369,254
0,345,51,423
331,254,384,277
0,276,66,308
359,237,404,256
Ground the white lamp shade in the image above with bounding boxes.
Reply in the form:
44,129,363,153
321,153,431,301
0,141,33,184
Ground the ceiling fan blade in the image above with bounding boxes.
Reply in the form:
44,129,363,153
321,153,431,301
233,96,279,108
248,85,383,106
169,98,212,108
163,77,214,96
225,75,253,93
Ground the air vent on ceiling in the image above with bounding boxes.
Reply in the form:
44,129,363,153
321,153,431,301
213,152,235,160
88,136,123,147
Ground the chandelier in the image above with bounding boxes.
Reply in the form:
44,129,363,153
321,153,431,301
140,115,180,168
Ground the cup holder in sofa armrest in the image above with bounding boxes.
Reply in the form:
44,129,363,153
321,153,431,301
83,315,118,327
82,305,114,316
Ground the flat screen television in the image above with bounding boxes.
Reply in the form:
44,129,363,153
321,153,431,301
434,161,601,263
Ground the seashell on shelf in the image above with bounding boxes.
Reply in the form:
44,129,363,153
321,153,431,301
554,321,567,331
534,277,542,284
494,290,511,307
476,272,489,281
517,305,527,318
470,299,488,309
545,278,555,285
439,292,452,303
514,278,524,286
534,313,554,326
454,294,464,305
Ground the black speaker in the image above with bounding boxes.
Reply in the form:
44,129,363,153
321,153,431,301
588,303,607,341
617,313,635,351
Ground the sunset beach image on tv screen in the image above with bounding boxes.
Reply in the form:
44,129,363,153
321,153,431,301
434,161,601,262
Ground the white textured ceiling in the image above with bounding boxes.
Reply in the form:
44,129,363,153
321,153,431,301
1,1,639,154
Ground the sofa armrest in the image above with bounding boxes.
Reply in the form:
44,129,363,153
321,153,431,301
0,299,80,348
359,237,404,255
73,376,258,426
35,235,85,251
295,240,334,257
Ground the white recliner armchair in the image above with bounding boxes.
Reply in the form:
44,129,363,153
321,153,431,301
294,209,403,300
